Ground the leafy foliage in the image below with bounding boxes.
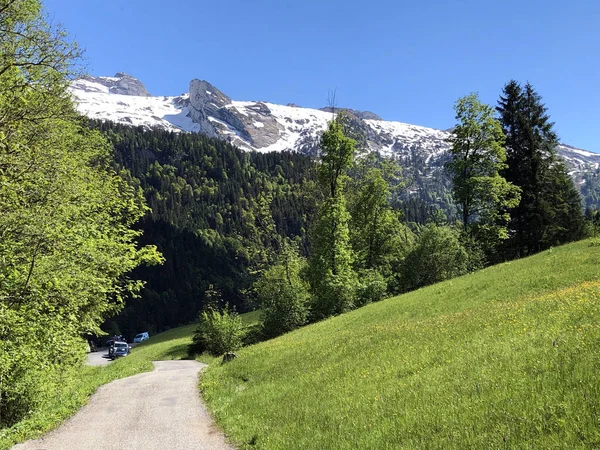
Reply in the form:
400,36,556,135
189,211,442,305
255,244,310,338
400,224,471,291
355,269,387,306
190,306,246,356
307,117,358,320
349,154,414,292
447,93,520,256
0,0,160,427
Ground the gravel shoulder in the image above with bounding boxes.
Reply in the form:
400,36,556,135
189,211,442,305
12,360,233,450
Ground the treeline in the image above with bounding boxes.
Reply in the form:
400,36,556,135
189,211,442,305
245,82,589,343
93,122,459,339
0,1,159,428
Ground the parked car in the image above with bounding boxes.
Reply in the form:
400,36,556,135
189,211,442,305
110,341,130,359
133,332,149,343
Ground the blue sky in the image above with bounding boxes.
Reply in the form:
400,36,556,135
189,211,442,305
45,0,600,151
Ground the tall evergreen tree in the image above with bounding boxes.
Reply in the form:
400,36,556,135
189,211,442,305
306,115,358,320
497,81,585,257
446,93,520,257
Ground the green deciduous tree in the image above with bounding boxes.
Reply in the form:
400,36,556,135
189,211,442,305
349,155,414,298
446,93,520,257
400,224,471,291
497,81,586,258
0,0,161,426
307,116,358,320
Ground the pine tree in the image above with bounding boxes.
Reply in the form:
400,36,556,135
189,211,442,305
497,81,585,257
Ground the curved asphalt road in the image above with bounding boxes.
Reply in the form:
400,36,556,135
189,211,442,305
86,349,114,366
13,361,234,450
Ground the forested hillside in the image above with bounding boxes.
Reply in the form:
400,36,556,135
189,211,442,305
91,121,320,337
93,88,590,337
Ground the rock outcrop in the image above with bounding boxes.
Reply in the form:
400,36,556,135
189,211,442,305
319,107,382,121
188,79,283,147
81,73,151,97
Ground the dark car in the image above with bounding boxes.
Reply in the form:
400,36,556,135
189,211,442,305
105,335,126,347
110,341,130,359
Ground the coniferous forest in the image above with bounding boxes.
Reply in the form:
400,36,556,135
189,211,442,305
90,121,319,337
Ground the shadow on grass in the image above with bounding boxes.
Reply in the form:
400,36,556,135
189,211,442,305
154,343,192,360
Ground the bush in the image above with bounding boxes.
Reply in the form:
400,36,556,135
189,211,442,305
309,271,358,322
400,224,470,291
255,250,310,338
242,323,264,346
355,269,387,306
189,306,246,356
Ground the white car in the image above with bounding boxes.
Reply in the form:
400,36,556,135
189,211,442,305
133,332,149,343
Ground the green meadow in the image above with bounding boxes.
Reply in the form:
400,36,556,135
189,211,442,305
4,240,600,449
200,239,600,449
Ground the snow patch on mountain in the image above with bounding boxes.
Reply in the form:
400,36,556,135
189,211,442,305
69,74,600,178
70,79,199,132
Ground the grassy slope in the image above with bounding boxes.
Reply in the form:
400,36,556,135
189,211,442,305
0,312,260,449
201,240,600,450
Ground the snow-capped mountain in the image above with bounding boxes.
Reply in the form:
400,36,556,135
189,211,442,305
70,73,600,179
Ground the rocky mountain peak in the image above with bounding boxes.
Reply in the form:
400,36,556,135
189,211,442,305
189,79,231,110
79,72,151,97
109,73,151,97
319,107,382,121
187,79,283,147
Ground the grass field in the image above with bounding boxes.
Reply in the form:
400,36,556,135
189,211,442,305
200,239,600,449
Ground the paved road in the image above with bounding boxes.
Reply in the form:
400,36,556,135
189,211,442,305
13,361,234,450
86,349,113,366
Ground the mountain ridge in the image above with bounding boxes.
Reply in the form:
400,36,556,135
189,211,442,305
69,73,600,182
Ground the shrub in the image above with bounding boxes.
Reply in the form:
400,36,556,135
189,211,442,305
400,224,470,291
242,323,264,346
256,250,310,338
309,271,358,322
189,306,245,356
355,269,387,306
